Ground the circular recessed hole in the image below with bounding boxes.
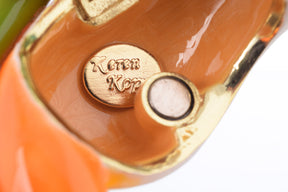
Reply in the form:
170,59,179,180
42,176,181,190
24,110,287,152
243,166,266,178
148,77,194,120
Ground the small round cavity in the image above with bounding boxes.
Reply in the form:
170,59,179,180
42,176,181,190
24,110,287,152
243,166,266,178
148,77,194,120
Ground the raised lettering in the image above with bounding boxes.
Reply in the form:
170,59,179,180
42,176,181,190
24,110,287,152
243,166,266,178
90,56,107,74
106,75,144,93
131,58,140,70
107,59,116,71
90,57,141,74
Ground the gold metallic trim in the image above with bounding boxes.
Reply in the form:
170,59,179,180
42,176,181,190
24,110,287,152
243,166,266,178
74,0,139,25
18,0,286,181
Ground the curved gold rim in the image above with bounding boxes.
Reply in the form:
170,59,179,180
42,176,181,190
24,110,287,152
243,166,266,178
18,0,286,177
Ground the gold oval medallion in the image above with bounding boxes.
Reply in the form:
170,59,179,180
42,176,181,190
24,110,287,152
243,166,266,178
83,44,161,108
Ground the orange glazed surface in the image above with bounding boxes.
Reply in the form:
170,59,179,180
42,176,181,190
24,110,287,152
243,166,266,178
29,0,272,165
0,53,107,192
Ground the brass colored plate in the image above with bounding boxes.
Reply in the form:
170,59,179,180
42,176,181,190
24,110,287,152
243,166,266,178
83,44,161,108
